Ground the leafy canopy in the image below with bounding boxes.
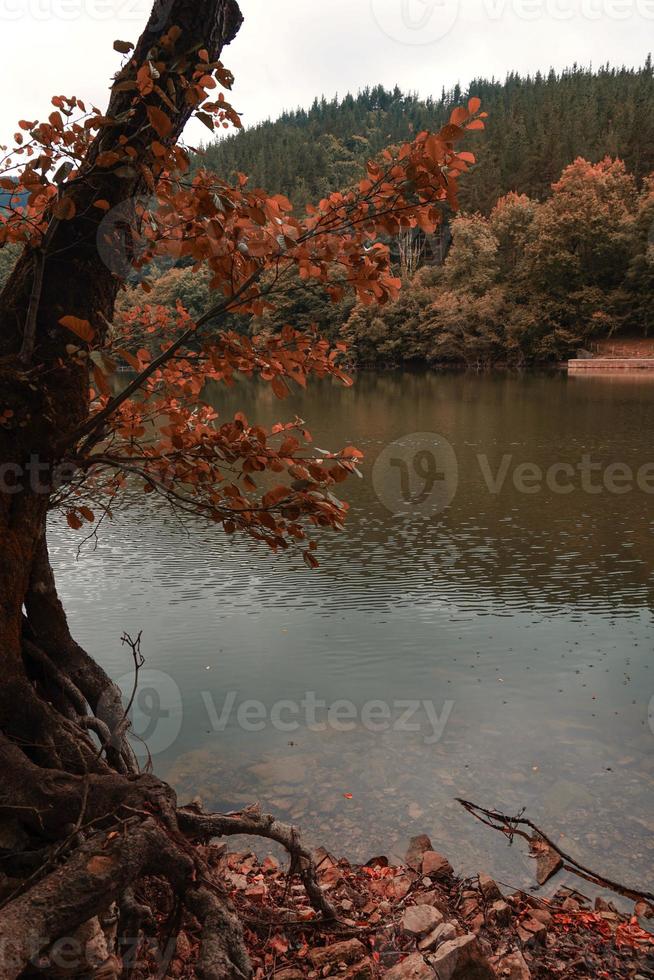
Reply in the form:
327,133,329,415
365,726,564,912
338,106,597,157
0,34,483,565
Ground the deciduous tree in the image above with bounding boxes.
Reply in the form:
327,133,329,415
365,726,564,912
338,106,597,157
0,3,482,973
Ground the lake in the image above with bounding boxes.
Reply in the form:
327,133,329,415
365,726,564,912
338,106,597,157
49,371,654,894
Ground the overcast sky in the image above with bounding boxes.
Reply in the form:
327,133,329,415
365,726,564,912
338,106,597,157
0,0,651,146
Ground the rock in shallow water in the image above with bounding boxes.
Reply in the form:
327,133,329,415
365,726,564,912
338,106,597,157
421,851,453,878
406,834,434,871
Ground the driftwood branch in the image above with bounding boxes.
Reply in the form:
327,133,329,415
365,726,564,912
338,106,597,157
457,797,654,905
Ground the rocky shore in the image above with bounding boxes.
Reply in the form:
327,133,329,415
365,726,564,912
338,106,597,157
131,833,654,979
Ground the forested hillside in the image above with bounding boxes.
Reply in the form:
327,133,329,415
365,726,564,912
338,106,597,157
2,61,653,368
342,159,654,367
202,60,654,212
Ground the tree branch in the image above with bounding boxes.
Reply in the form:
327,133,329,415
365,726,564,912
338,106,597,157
178,803,337,920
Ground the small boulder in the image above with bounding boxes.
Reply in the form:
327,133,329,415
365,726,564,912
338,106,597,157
385,952,435,979
418,922,457,951
534,839,562,886
386,873,414,900
244,883,267,902
346,959,375,979
478,874,503,902
494,950,531,979
403,904,444,936
488,900,512,927
309,939,367,970
460,897,480,919
262,854,280,873
422,851,454,879
414,889,444,908
528,907,552,928
516,917,547,946
312,846,338,876
468,913,485,934
406,835,434,871
429,934,495,980
225,871,248,890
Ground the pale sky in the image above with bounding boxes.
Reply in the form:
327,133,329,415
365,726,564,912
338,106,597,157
0,0,651,147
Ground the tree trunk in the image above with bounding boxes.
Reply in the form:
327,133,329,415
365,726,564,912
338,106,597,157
0,0,243,652
0,0,242,732
0,7,335,974
0,3,254,974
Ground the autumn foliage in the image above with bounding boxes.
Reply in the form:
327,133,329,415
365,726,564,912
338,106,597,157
343,156,654,368
0,41,483,564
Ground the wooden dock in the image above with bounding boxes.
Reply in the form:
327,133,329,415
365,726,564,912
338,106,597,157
568,357,654,373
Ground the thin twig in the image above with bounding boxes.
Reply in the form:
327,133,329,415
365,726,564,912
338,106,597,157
457,798,654,904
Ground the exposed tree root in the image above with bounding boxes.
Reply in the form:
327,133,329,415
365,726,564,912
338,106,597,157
0,818,191,979
0,732,178,839
186,887,252,980
24,535,138,775
0,737,334,978
179,803,338,921
0,541,331,979
22,637,131,775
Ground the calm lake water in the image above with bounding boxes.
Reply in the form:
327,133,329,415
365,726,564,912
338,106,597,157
49,372,654,893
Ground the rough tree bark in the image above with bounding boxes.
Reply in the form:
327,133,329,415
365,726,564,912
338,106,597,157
0,3,334,976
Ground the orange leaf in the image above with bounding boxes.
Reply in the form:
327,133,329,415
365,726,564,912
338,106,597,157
85,855,115,876
466,119,485,130
95,151,121,168
115,348,141,370
92,364,110,396
468,96,482,114
449,107,469,126
271,375,289,400
147,105,173,138
424,134,445,164
262,485,290,509
136,64,154,97
54,197,76,220
438,123,464,141
195,111,215,132
59,316,95,343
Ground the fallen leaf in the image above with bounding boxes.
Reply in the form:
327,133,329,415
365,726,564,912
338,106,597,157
86,855,115,876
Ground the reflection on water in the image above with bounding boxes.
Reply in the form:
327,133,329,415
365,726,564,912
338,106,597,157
49,372,654,889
